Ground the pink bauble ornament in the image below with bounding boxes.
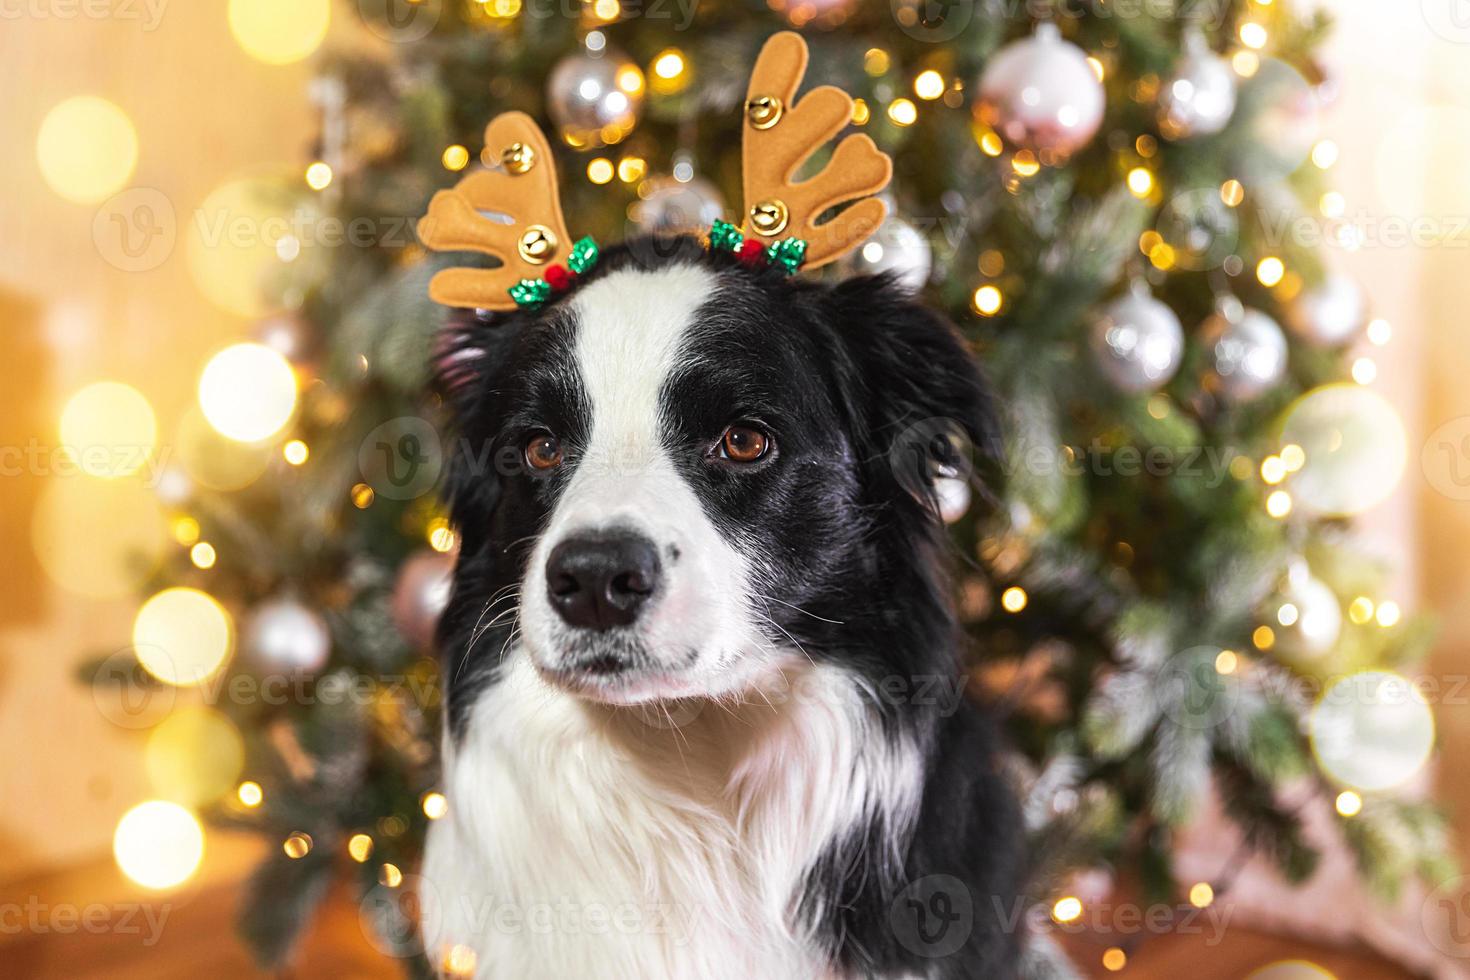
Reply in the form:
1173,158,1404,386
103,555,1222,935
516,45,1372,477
977,23,1105,157
392,550,453,650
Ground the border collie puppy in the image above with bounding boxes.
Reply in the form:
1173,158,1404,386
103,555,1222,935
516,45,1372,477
423,236,1024,978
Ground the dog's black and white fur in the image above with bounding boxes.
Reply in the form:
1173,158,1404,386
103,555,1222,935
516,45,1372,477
423,236,1024,978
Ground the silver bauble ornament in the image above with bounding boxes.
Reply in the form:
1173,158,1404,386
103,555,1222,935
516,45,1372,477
631,176,725,234
1158,34,1237,139
934,476,971,524
392,550,453,650
546,49,644,147
836,216,932,291
1200,306,1287,402
1266,565,1342,663
976,23,1105,157
244,598,332,673
1286,273,1365,347
1088,283,1184,393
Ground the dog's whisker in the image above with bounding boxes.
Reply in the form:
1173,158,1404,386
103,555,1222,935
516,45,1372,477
750,592,845,626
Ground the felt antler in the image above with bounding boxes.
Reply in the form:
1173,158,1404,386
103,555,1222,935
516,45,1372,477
739,32,893,269
417,112,576,310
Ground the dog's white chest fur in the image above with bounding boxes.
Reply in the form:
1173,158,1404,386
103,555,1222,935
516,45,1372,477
422,655,918,979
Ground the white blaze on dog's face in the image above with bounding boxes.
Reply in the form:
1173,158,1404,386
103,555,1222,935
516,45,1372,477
516,264,777,703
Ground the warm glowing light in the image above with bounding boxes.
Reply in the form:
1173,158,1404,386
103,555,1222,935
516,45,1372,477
1311,140,1339,170
145,706,243,805
1087,57,1106,82
1319,191,1345,218
1311,671,1434,792
914,70,945,101
864,48,890,76
305,161,333,190
887,98,918,127
442,145,470,171
352,483,375,509
1253,625,1276,650
1348,596,1375,625
1260,455,1287,485
1280,444,1306,472
190,542,217,569
1148,242,1176,270
1221,179,1245,207
380,863,404,887
348,833,374,862
1335,791,1363,817
1127,167,1154,198
198,344,298,443
1239,22,1268,50
1256,256,1286,287
1232,50,1260,77
284,440,309,465
1351,357,1377,385
653,49,686,79
113,801,205,890
851,99,870,125
1011,150,1040,177
444,944,479,976
1215,650,1239,675
59,382,157,478
238,781,263,808
36,96,138,203
978,129,1003,157
1188,882,1215,908
133,587,234,686
428,519,457,553
587,158,614,184
1277,603,1300,627
1367,319,1392,346
1102,947,1127,972
228,0,330,65
1266,490,1293,518
1051,897,1083,924
591,0,620,20
422,791,449,820
283,832,313,859
1001,587,1028,613
1376,600,1402,627
973,285,1004,317
615,65,644,95
617,156,646,184
173,517,201,546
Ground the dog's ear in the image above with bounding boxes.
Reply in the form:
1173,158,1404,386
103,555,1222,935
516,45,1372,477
825,275,1002,515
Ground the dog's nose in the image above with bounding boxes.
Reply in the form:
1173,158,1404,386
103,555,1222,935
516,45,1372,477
545,533,661,631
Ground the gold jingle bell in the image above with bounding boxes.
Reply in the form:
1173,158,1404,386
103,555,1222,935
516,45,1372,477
518,224,559,264
745,95,783,130
748,199,789,237
501,141,536,174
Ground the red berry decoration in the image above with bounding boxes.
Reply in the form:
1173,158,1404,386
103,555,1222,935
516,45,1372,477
543,264,573,291
736,239,767,267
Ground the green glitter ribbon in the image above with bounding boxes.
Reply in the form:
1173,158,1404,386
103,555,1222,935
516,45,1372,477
764,237,807,274
506,235,600,309
708,218,744,253
567,235,599,274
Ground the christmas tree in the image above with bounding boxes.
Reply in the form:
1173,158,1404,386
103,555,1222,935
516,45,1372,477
101,0,1454,974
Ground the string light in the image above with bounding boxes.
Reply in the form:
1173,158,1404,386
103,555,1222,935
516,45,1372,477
1311,140,1339,169
1148,242,1177,271
1253,625,1276,650
914,70,945,101
133,587,234,686
305,162,333,190
348,833,374,862
380,863,404,887
428,519,457,553
284,440,310,465
1376,600,1401,627
444,945,479,977
190,542,217,569
651,48,688,95
1260,455,1287,484
1256,256,1285,287
1348,597,1375,625
422,791,449,820
972,285,1004,317
1232,50,1260,77
238,781,264,807
1367,319,1393,346
1319,191,1346,218
228,0,329,65
59,382,157,479
1215,650,1239,674
352,483,376,509
1051,896,1083,924
864,48,890,76
1266,489,1293,518
1335,791,1363,817
887,98,918,127
617,156,647,184
36,96,138,203
1239,22,1269,49
283,832,313,859
1352,357,1377,385
1011,150,1040,177
1086,57,1106,82
173,517,201,546
587,158,614,184
1277,603,1299,627
977,128,1003,157
1221,179,1245,207
442,145,470,171
850,99,870,125
1188,882,1215,908
198,344,298,443
1126,167,1154,199
1102,947,1127,972
1001,587,1028,613
1280,444,1306,472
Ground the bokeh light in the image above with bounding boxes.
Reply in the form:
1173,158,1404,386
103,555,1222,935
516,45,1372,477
1310,671,1435,792
145,706,245,806
133,587,234,687
113,800,205,890
58,382,157,479
36,96,138,203
1280,384,1407,517
198,343,298,443
176,407,274,492
187,176,312,317
228,0,330,65
1246,962,1337,980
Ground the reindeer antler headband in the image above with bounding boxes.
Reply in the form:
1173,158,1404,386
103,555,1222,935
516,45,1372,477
417,32,893,310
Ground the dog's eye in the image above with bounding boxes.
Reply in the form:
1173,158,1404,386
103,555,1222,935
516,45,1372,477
524,432,563,471
718,424,772,464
